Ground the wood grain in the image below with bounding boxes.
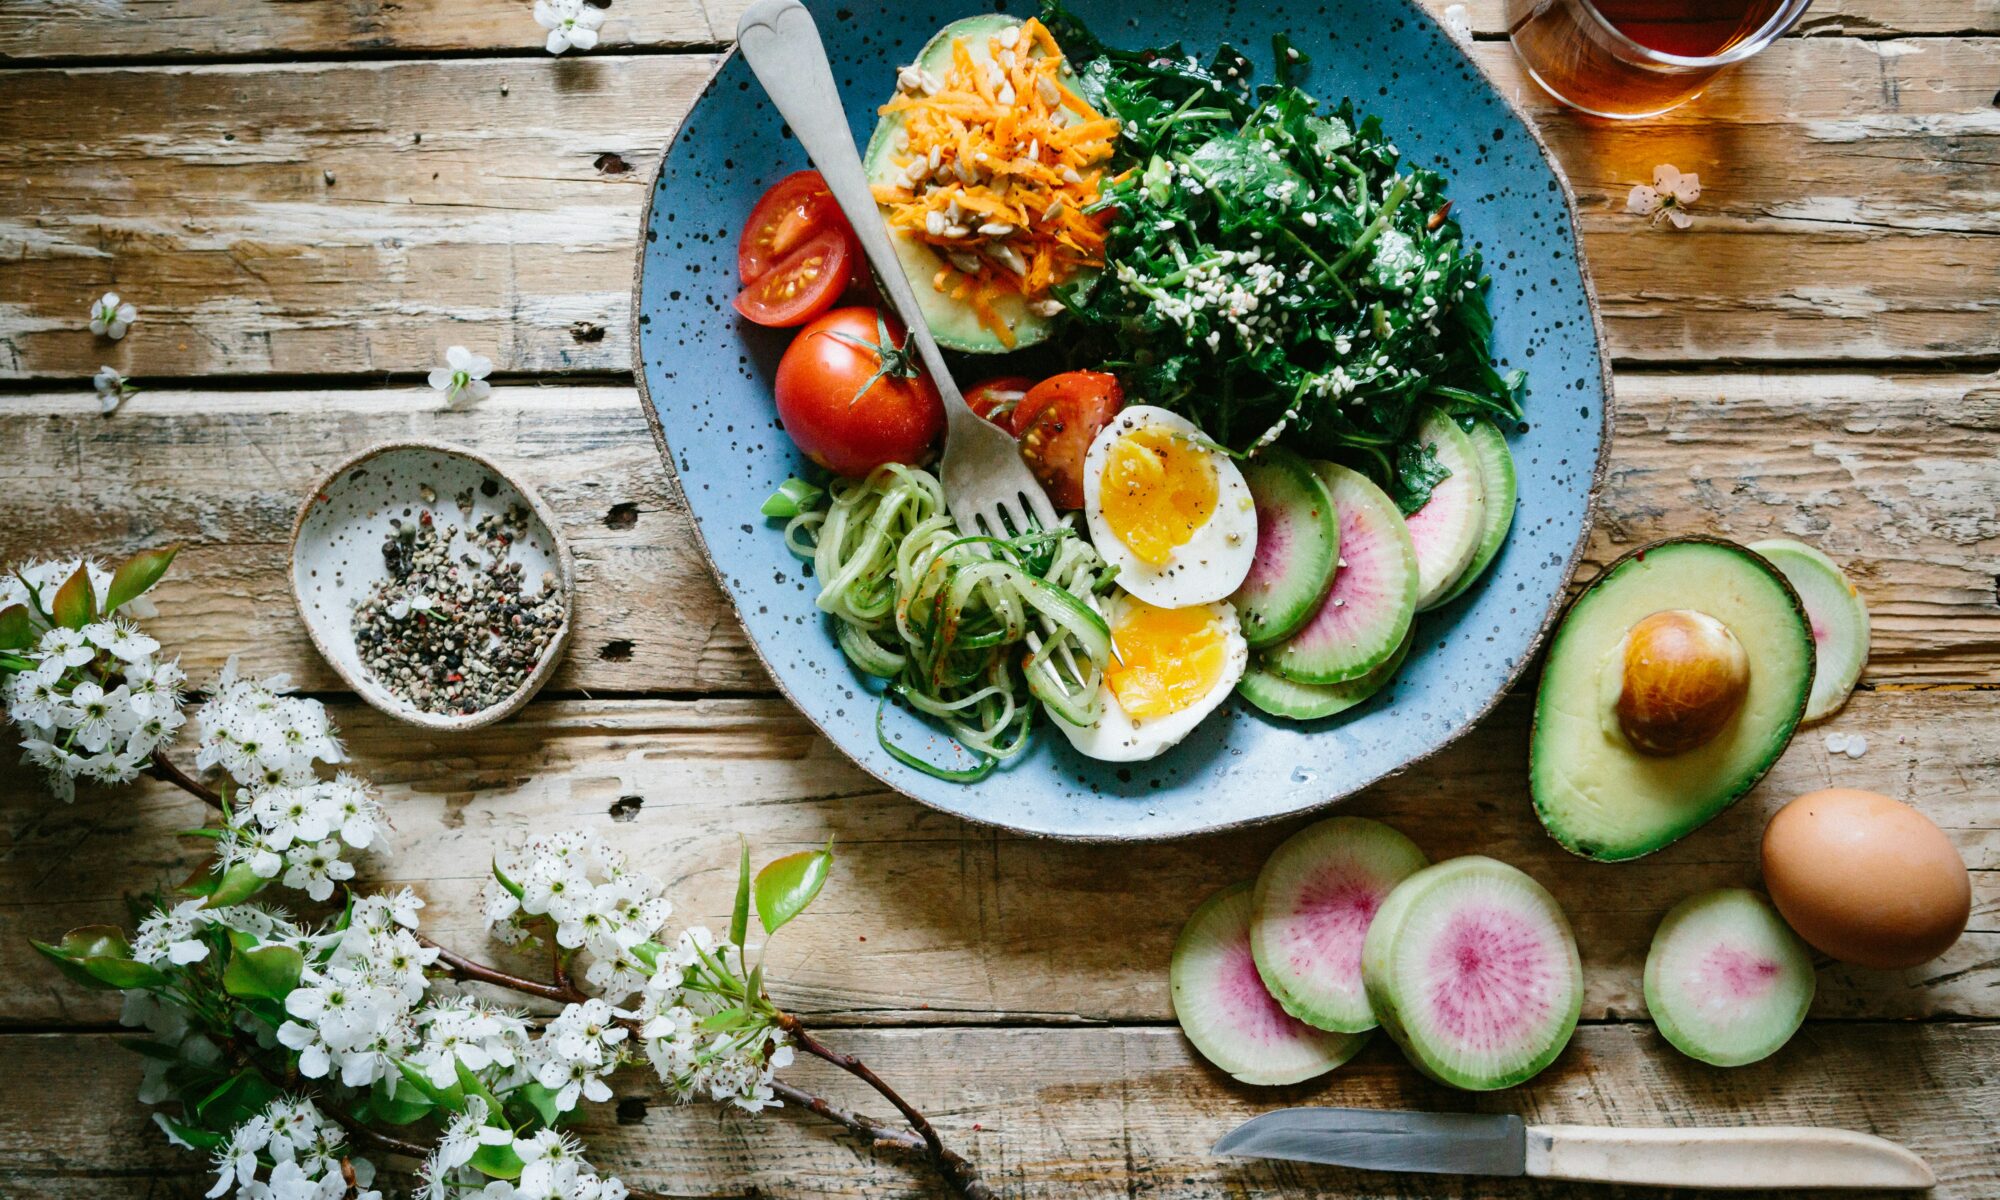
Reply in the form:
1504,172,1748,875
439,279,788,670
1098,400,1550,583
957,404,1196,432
4,39,1998,379
4,688,1991,1029
4,1025,1997,1198
2,0,1988,62
3,371,1994,693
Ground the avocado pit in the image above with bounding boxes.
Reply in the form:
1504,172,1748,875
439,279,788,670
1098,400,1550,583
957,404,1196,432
1614,609,1750,756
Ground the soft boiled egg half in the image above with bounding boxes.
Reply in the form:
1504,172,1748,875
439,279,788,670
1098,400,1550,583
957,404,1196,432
1083,406,1257,608
1058,593,1249,762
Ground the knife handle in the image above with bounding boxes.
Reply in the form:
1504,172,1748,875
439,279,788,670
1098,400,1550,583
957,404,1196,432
1526,1125,1935,1191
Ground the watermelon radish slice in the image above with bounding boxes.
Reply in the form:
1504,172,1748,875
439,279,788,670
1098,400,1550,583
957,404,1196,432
1231,449,1340,649
1749,539,1870,722
1264,463,1418,685
1644,888,1815,1068
1404,410,1487,611
1431,419,1518,609
1361,856,1582,1091
1239,631,1411,722
1170,882,1369,1085
1251,817,1430,1033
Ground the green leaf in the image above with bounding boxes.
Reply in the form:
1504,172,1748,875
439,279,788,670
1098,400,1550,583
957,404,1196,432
33,926,166,991
83,955,170,990
367,1075,436,1126
199,862,267,910
32,938,113,990
395,1059,467,1113
195,1071,280,1128
222,942,303,1002
105,545,180,614
50,563,96,631
470,1141,525,1180
154,1115,226,1152
698,1006,752,1033
511,1081,565,1127
729,838,751,949
0,604,33,651
454,1058,508,1126
491,857,525,899
754,840,834,936
629,941,663,973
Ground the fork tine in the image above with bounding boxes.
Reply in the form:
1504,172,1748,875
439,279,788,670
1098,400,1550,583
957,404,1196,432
1019,484,1058,531
996,498,1025,539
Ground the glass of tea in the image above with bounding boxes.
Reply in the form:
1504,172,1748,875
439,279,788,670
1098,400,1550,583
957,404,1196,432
1506,0,1813,118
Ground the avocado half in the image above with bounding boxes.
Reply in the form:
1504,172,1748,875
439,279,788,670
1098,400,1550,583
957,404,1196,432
1529,536,1815,862
861,14,1088,353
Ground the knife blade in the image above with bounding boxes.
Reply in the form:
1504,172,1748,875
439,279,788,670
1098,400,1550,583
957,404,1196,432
1213,1109,1937,1191
1212,1108,1526,1176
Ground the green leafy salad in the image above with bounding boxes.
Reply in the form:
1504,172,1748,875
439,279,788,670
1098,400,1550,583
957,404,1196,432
1045,3,1525,511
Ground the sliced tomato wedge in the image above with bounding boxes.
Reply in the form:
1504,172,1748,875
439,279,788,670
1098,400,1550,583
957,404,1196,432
965,376,1037,431
732,230,852,328
739,171,845,284
1015,371,1124,510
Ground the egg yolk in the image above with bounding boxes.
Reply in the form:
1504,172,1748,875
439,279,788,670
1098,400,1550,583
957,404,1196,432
1107,599,1229,721
1100,427,1218,567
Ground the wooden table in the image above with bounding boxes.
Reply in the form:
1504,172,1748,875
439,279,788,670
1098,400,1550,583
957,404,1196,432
1,2,1995,1196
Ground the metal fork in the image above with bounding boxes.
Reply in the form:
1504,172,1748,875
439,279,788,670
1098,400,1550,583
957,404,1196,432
737,0,1059,539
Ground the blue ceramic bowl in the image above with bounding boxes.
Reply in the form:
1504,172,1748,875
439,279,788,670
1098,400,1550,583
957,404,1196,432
634,0,1609,840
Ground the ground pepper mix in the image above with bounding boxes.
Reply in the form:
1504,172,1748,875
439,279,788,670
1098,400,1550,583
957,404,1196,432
352,495,566,717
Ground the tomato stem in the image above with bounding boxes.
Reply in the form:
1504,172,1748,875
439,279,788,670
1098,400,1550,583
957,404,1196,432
823,313,925,408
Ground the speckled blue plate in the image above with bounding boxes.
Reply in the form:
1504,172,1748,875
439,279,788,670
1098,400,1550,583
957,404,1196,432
634,0,1609,840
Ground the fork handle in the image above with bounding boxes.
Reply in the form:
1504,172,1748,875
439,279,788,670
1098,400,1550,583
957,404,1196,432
735,0,971,422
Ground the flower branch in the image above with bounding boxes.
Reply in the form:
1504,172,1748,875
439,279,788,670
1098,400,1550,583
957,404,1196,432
12,547,990,1200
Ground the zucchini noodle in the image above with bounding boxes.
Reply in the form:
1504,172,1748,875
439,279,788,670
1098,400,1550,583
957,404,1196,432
779,463,1115,779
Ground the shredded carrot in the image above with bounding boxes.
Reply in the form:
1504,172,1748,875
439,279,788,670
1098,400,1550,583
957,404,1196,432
876,17,1117,341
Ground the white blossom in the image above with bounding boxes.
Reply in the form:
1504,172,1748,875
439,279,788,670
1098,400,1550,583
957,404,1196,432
486,832,673,1003
202,1097,377,1200
428,344,493,405
195,660,345,789
5,618,185,802
94,365,139,413
89,291,137,339
1627,163,1701,230
534,0,605,55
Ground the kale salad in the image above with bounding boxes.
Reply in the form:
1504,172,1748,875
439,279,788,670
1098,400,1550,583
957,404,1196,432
1045,3,1525,512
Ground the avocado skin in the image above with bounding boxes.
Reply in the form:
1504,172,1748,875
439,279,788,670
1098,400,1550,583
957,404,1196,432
1528,536,1814,863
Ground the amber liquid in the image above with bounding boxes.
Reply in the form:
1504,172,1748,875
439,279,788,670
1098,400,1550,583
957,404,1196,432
1595,0,1782,56
1508,0,1794,117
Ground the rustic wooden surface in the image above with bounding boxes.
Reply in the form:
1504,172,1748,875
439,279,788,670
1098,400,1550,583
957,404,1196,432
0,0,1996,1197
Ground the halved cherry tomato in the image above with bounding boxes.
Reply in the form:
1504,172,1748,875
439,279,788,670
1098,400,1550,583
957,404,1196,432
965,376,1037,431
732,229,852,328
775,307,944,478
1014,371,1124,510
739,171,846,284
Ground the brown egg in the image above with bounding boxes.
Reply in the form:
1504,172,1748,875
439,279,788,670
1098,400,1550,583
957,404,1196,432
1762,788,1971,970
1616,609,1751,756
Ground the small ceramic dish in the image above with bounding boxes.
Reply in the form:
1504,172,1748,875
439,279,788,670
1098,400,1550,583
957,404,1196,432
290,440,574,731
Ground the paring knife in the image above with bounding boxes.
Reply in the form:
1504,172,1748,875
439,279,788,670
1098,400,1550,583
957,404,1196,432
1213,1108,1935,1191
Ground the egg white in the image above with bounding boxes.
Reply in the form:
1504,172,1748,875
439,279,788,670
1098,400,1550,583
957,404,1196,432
1083,405,1258,608
1056,594,1249,763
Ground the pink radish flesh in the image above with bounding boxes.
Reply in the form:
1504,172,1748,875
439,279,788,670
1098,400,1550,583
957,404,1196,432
1424,907,1557,1053
1171,883,1365,1084
1287,504,1394,654
1643,888,1814,1067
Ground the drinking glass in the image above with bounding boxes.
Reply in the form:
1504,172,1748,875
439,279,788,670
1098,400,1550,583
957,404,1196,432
1506,0,1813,119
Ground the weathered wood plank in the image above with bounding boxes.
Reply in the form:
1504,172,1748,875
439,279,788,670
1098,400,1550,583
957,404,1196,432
4,371,1994,693
1,0,1987,63
4,1025,1997,1198
4,689,1991,1029
3,40,1997,378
